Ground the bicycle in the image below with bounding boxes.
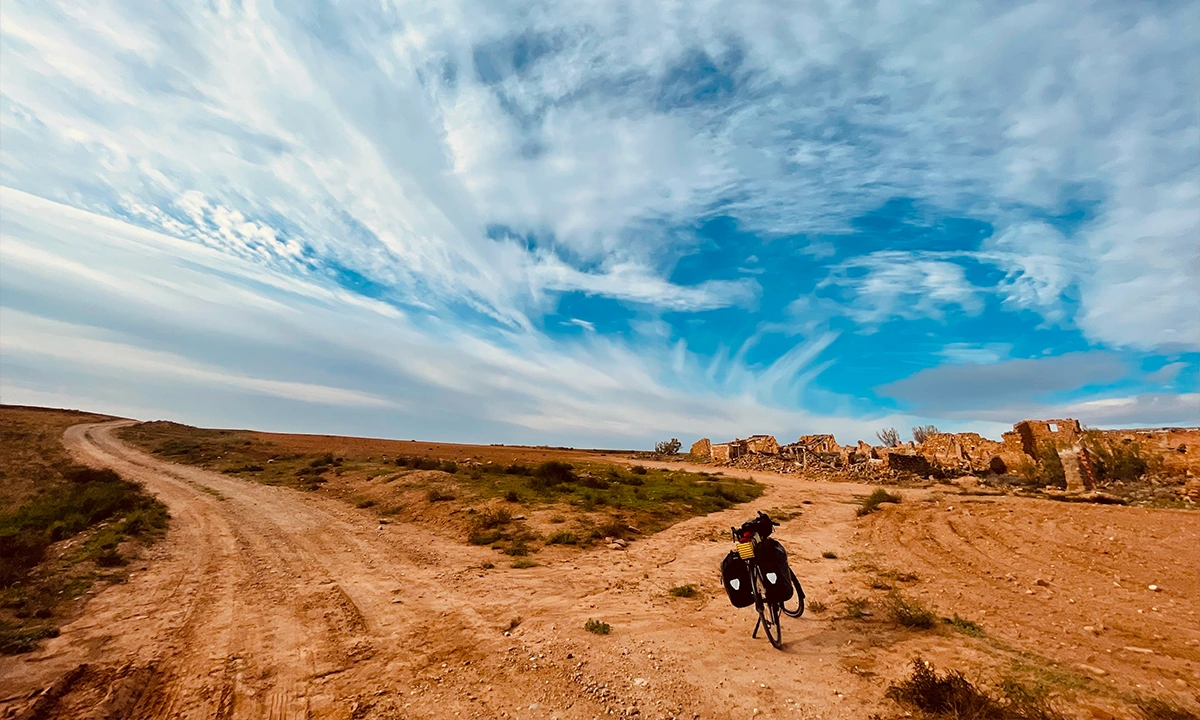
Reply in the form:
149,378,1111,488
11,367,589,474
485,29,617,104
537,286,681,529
727,511,805,649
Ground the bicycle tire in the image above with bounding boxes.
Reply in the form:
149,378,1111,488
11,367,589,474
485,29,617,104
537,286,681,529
781,570,805,618
753,567,784,649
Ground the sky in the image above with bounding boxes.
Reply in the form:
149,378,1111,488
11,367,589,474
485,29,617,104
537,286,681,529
1,0,1197,449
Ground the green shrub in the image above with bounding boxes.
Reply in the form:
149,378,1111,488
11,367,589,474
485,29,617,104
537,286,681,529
885,592,937,629
532,461,576,488
1090,440,1149,482
857,488,901,516
944,614,984,637
584,619,611,635
669,584,697,598
886,658,1067,720
426,487,455,502
630,465,648,475
807,600,828,613
842,597,870,619
0,624,59,655
546,531,578,545
821,550,838,559
511,558,537,569
468,529,502,545
440,460,459,474
0,467,165,587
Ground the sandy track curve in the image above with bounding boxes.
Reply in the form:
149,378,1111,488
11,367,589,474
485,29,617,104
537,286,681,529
9,424,1195,719
3,422,905,720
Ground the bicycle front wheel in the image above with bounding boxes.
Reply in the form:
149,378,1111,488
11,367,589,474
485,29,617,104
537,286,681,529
754,568,783,649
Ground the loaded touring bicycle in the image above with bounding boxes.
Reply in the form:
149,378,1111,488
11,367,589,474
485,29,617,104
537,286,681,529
720,511,805,649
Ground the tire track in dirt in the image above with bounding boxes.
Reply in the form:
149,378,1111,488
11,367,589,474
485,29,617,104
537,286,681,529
861,495,1200,707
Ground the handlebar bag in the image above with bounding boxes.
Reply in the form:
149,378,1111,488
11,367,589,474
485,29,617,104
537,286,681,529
720,551,755,607
756,539,794,604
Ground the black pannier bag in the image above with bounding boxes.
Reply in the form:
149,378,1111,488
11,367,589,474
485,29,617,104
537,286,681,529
755,539,794,604
721,551,754,607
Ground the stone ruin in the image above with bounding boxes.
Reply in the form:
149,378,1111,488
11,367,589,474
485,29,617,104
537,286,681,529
690,418,1200,490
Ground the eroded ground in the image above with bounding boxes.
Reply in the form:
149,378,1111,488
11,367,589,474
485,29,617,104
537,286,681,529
1,422,1196,720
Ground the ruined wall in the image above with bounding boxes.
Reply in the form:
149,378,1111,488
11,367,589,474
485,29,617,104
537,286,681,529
711,443,733,464
1011,419,1082,456
1057,444,1097,492
1092,427,1200,477
795,434,841,454
919,432,1026,475
744,435,780,454
690,438,712,460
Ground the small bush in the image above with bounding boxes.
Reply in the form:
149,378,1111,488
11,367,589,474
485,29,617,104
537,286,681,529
912,425,939,444
469,529,502,545
944,614,984,637
95,549,126,567
1090,439,1150,482
886,658,1067,720
547,531,578,545
0,625,59,655
426,487,455,502
413,457,442,471
356,499,376,509
821,550,838,559
511,558,537,569
504,490,520,502
440,460,459,474
532,461,576,488
886,593,937,629
654,438,682,455
630,465,648,475
807,600,828,613
309,453,335,468
505,539,531,556
475,507,512,529
584,618,611,635
842,597,870,620
505,616,522,633
876,427,901,447
857,488,902,516
669,584,698,598
504,464,531,476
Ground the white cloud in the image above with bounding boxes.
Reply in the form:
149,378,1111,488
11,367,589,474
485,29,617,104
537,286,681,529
981,222,1078,322
820,252,984,325
1,0,1194,349
0,193,895,445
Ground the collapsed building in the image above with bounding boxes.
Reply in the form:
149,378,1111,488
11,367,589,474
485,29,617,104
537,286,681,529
690,419,1200,493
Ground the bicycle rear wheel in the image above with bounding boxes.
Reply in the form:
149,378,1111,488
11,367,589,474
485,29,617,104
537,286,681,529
754,568,783,649
781,570,805,618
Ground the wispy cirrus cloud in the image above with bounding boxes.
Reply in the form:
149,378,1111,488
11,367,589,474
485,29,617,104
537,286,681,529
0,0,1196,444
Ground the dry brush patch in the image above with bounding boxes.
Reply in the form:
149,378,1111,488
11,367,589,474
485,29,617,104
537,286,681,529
118,421,764,560
0,407,168,655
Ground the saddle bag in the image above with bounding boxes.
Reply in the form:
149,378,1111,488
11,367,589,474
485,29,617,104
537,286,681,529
720,551,754,607
755,538,794,604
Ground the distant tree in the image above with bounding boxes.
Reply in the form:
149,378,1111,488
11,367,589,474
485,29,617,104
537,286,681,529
912,425,939,444
876,427,901,447
655,438,682,455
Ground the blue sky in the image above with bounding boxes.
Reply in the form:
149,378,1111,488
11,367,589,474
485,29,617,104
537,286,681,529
1,0,1197,448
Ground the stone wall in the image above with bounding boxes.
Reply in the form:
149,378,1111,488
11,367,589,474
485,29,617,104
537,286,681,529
1092,427,1200,477
743,435,780,454
690,438,712,459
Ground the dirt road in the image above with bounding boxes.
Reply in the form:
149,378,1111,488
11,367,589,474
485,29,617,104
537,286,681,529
2,423,1197,719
